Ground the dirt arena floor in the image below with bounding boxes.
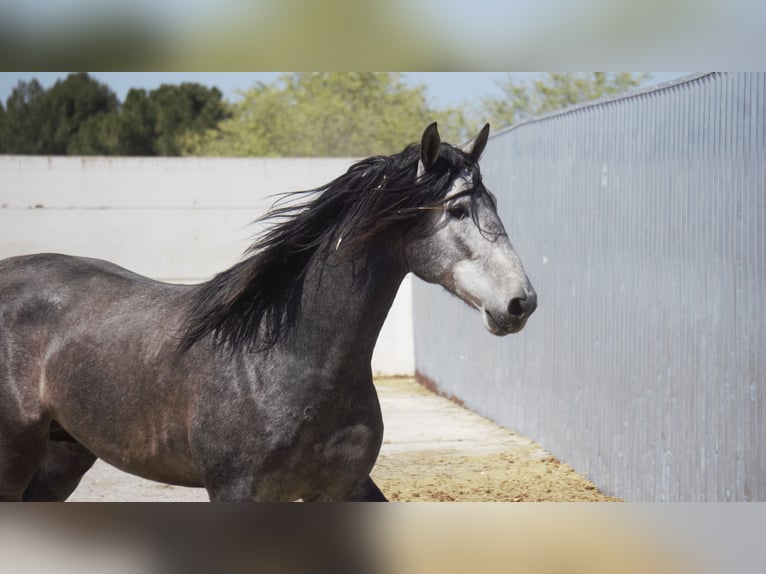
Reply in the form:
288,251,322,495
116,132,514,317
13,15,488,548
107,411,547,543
372,377,619,502
70,377,618,502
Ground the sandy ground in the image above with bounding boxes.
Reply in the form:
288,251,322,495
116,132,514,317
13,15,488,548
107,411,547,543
69,377,618,502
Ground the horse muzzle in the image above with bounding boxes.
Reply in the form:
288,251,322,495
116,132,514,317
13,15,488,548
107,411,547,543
481,286,537,335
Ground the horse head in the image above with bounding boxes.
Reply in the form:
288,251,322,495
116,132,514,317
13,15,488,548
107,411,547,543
405,123,537,335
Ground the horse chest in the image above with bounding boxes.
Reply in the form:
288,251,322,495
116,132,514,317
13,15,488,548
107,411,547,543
265,401,383,500
194,380,384,501
262,424,381,500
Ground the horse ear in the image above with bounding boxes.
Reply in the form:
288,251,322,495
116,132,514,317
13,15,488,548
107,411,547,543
463,123,490,161
417,122,441,178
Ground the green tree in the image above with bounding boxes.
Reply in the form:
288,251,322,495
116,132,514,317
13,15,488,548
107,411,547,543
40,72,119,154
483,72,650,129
0,79,47,154
67,112,122,155
184,72,468,157
0,76,228,156
0,74,119,154
117,88,157,155
0,100,4,152
118,83,229,156
0,100,6,153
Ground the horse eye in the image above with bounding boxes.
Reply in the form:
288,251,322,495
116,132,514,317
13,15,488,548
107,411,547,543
447,204,468,221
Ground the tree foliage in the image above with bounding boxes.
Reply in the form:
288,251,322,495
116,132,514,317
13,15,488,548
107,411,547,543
118,88,157,156
1,79,44,153
121,84,230,156
0,74,228,156
183,73,469,157
1,72,650,157
482,72,650,129
0,74,119,154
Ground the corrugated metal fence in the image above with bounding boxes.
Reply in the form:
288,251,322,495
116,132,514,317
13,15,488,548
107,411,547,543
413,72,765,501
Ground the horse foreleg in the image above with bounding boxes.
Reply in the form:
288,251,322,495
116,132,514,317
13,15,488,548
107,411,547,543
346,476,388,502
22,441,97,501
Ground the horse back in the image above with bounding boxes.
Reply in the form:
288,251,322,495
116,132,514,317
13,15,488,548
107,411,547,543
0,252,185,320
0,252,194,379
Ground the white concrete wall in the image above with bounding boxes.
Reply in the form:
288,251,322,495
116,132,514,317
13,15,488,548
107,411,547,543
0,156,414,375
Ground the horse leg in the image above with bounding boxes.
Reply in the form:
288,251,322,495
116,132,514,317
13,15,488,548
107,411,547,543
22,440,97,501
303,476,389,502
300,478,388,502
346,476,388,502
206,476,388,502
0,424,49,501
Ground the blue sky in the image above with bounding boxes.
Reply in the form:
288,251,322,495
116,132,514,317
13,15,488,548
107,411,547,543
0,72,687,109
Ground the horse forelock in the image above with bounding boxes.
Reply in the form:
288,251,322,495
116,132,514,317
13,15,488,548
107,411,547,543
180,140,481,354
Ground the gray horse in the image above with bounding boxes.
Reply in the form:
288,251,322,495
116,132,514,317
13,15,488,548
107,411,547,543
0,123,536,501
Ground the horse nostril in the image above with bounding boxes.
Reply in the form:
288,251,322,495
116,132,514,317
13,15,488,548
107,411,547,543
508,297,526,317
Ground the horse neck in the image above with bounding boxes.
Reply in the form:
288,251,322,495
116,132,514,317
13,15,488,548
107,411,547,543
285,239,407,372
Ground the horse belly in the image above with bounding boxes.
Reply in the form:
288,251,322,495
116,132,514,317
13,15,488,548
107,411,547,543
54,410,204,487
42,356,204,487
96,424,202,487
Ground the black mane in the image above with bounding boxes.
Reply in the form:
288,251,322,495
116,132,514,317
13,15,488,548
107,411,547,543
180,141,480,353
